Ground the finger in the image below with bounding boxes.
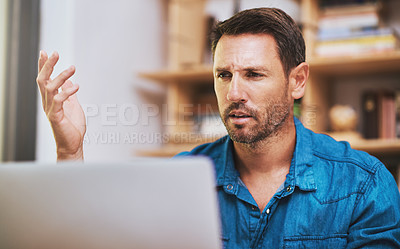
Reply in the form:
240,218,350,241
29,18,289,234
37,51,60,85
36,51,50,104
44,66,75,112
46,65,76,94
62,80,80,102
37,51,49,105
38,50,48,73
50,83,79,114
61,79,73,90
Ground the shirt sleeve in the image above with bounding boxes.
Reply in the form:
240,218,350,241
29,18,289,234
346,163,400,248
173,151,191,158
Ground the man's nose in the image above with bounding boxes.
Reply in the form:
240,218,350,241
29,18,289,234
227,76,248,103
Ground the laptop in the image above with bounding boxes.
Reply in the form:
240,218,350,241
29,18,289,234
0,157,222,249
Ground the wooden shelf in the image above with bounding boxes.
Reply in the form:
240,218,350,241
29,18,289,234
351,139,400,155
141,51,400,83
139,66,213,84
309,51,400,76
328,132,400,155
140,51,400,83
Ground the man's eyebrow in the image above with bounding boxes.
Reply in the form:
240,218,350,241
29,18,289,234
214,66,271,72
214,67,229,72
244,67,271,72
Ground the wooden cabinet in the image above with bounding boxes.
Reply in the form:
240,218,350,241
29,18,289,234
138,0,400,160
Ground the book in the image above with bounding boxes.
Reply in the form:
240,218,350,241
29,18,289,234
320,0,379,8
315,29,399,57
318,26,390,41
320,2,381,16
362,90,397,140
319,11,380,31
362,91,379,139
315,0,400,58
379,91,396,139
395,91,400,138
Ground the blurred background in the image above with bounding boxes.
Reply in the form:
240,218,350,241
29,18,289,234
0,0,399,185
0,0,299,162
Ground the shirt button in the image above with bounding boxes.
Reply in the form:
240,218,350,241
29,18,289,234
266,208,270,214
226,184,233,191
286,186,292,192
252,206,257,211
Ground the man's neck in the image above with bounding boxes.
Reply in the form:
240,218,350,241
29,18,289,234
233,117,296,177
232,117,297,211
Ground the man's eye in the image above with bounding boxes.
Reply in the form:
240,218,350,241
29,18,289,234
247,72,263,78
217,72,232,79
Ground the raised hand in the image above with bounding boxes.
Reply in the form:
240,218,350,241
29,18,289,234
36,51,86,161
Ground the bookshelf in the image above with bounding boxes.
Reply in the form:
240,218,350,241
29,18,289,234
301,0,400,177
138,0,400,159
137,0,219,157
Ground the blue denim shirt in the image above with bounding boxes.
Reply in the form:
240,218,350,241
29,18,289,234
176,118,400,248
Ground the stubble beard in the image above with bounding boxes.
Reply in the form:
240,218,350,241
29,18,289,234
220,94,290,145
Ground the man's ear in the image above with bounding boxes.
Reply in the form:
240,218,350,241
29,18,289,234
289,62,309,99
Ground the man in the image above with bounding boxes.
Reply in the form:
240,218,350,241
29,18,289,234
37,7,400,248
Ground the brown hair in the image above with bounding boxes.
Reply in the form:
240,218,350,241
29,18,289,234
211,8,305,78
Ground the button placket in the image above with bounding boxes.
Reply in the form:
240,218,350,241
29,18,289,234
252,197,279,248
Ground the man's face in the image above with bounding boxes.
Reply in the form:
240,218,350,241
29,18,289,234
213,34,292,144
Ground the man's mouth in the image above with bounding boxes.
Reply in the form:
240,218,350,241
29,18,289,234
229,112,252,118
227,111,254,125
223,102,258,125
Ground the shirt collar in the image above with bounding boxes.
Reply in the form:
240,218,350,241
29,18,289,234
213,117,316,192
214,136,238,186
291,117,316,191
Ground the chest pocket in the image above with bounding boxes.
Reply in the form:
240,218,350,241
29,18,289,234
283,235,347,249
